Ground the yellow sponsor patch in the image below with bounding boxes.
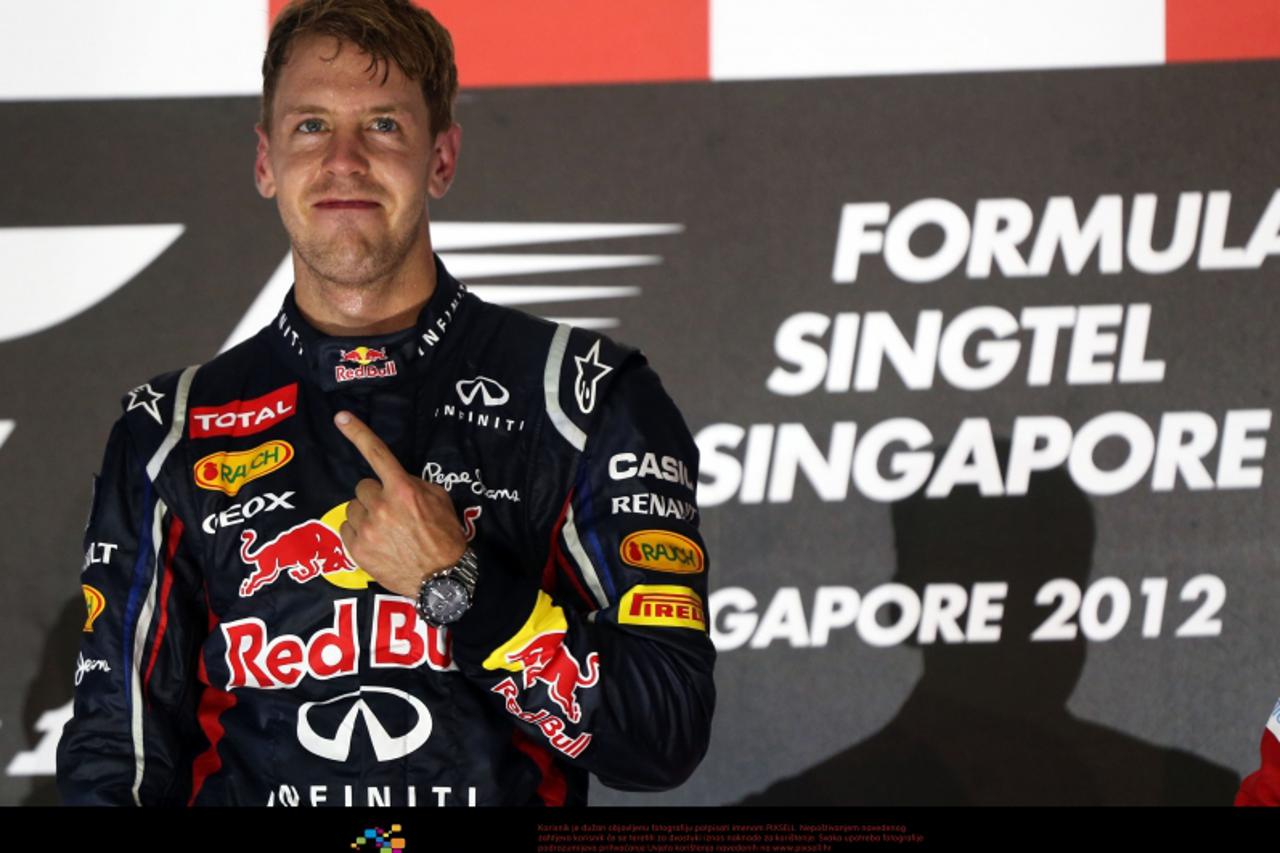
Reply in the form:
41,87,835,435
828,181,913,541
618,585,706,631
619,530,704,574
82,585,105,632
194,440,293,496
482,591,567,672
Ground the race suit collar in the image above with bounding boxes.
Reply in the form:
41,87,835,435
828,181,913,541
268,254,469,392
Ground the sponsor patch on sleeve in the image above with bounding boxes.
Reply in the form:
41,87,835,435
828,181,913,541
618,585,706,631
619,530,705,574
82,585,105,632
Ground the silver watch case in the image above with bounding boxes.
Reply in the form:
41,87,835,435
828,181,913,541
417,547,479,627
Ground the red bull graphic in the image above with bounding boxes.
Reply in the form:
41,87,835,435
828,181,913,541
222,597,453,689
239,520,357,597
339,346,388,365
491,678,592,758
372,595,454,672
504,631,600,723
479,591,597,753
335,346,397,382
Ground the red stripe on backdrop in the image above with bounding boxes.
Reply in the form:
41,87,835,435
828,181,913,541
1167,0,1280,62
269,0,709,87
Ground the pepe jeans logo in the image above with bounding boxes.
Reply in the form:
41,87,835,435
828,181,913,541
74,652,111,686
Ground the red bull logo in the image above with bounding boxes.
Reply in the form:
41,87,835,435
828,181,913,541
338,346,388,366
223,598,452,689
335,346,397,382
490,678,592,758
239,520,358,597
504,631,599,724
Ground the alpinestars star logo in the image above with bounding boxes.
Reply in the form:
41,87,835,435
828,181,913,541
573,340,612,414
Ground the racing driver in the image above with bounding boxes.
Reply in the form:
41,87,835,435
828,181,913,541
57,0,714,807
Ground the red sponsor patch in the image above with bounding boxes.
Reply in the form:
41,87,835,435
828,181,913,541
222,597,451,689
189,383,298,438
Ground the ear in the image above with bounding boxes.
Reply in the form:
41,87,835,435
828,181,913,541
254,123,276,199
426,123,462,200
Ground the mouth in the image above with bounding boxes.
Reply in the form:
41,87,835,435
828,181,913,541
313,199,381,210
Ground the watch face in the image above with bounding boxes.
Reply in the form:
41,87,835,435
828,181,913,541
422,575,469,624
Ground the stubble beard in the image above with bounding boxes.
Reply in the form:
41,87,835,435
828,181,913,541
288,203,425,289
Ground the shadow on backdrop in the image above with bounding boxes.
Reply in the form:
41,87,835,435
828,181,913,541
741,447,1239,806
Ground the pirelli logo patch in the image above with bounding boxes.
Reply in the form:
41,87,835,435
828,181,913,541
618,585,706,631
620,530,704,574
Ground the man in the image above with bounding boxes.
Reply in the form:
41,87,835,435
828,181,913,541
57,0,714,807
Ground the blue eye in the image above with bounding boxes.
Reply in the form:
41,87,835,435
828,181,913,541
296,118,324,134
372,117,399,132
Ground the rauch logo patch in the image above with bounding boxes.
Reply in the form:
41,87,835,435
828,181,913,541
194,440,293,496
619,530,705,574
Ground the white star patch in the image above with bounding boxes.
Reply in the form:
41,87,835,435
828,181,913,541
126,383,165,426
573,340,612,415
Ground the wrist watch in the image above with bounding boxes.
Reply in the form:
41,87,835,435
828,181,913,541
416,547,480,627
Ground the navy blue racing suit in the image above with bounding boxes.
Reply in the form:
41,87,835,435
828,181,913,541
57,256,714,806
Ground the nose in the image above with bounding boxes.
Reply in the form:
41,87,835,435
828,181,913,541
322,127,370,177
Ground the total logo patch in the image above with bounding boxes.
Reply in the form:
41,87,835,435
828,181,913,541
82,585,105,632
335,346,398,383
618,585,706,631
194,440,293,496
189,383,298,438
619,530,705,574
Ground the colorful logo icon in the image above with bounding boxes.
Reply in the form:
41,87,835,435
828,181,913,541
82,585,105,632
335,347,397,382
193,440,293,496
351,825,405,851
339,346,388,366
619,530,705,574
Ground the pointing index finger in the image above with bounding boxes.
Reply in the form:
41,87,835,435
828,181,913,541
335,410,408,484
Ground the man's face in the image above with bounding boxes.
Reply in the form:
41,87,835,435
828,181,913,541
254,35,459,288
